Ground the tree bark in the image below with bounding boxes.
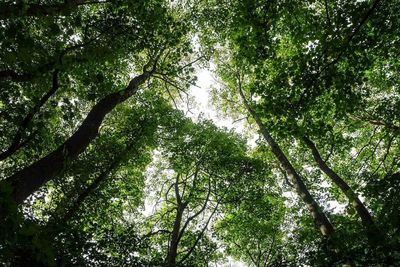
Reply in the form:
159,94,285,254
302,135,375,227
2,69,153,209
237,83,334,237
167,203,186,267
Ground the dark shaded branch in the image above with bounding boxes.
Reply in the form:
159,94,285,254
164,82,179,109
232,241,258,267
350,114,400,135
0,70,33,82
60,124,145,222
143,229,172,239
178,200,220,265
357,133,386,176
353,126,379,161
174,174,182,205
276,164,294,188
371,134,395,176
166,201,187,266
263,233,277,267
178,177,211,243
0,69,60,161
62,163,116,222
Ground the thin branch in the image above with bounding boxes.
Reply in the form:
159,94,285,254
356,133,386,176
353,126,379,161
174,174,182,205
232,241,258,266
264,233,277,267
158,56,204,76
232,117,247,124
177,175,211,243
371,134,395,176
178,200,220,265
164,82,179,109
0,69,60,161
142,229,172,239
276,164,294,188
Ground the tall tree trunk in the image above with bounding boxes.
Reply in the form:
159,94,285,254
302,135,375,226
1,69,154,212
167,204,186,267
237,84,334,237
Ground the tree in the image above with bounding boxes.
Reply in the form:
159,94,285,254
196,0,399,263
1,0,400,265
0,0,194,217
142,120,268,266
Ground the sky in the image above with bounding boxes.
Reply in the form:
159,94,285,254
181,67,246,133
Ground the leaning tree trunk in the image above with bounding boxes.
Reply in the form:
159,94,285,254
238,86,334,237
302,135,375,227
1,69,154,215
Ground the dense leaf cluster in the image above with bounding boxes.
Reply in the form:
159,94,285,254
0,0,399,266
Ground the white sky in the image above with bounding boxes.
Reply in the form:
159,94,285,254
180,66,247,134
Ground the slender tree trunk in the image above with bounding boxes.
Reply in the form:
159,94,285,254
237,85,334,237
167,204,186,267
178,200,220,265
302,135,375,226
1,70,153,212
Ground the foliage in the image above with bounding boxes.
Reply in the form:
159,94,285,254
0,0,399,266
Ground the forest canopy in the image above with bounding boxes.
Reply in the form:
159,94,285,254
0,0,399,266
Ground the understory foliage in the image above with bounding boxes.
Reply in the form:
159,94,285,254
0,0,399,266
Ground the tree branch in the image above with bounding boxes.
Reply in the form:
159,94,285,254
0,69,60,161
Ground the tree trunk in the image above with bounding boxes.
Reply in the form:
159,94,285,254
238,86,334,237
302,135,375,227
1,70,153,210
167,204,185,267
